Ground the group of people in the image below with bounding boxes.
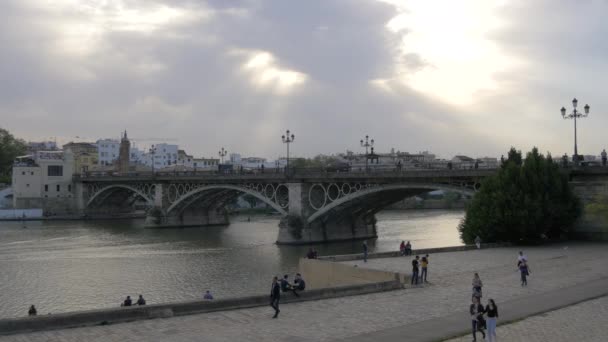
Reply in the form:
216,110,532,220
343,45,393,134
270,273,307,318
399,240,412,256
410,254,429,285
468,251,531,341
121,295,147,307
469,273,498,341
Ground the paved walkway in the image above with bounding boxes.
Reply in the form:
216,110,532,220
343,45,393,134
1,243,607,341
444,295,608,342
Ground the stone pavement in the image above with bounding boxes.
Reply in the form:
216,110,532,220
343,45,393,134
444,296,608,342
1,243,607,342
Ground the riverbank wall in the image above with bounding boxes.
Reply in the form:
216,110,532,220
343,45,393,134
318,242,511,262
0,280,401,336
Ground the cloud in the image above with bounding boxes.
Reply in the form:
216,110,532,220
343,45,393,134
0,0,606,161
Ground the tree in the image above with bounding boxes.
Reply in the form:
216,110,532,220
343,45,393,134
459,147,581,244
0,127,27,184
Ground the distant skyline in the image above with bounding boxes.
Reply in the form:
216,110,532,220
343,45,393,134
2,0,607,160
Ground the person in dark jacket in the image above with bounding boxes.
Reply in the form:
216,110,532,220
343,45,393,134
411,256,420,285
294,273,306,292
362,240,368,262
270,276,281,318
469,297,486,341
136,295,146,305
28,305,37,316
122,296,132,307
485,299,498,342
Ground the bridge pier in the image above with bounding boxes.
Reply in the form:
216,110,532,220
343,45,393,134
277,215,377,245
144,206,229,228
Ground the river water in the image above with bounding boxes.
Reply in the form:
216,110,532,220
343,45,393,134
0,210,463,318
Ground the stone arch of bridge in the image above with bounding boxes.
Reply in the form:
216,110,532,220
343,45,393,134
86,184,154,208
165,185,288,216
307,183,475,224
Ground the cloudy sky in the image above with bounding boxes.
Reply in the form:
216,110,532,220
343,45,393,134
1,0,607,160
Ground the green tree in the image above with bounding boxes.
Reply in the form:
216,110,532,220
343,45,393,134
0,127,27,184
459,147,580,244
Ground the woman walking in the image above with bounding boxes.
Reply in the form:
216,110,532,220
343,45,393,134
485,299,498,342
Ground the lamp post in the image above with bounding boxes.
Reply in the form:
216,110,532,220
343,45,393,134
360,135,374,172
282,130,295,175
561,98,590,165
149,145,157,173
218,147,227,164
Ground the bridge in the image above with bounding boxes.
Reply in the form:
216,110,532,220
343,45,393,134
73,169,494,244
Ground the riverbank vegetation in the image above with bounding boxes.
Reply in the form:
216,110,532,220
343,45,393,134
0,127,27,184
459,147,581,244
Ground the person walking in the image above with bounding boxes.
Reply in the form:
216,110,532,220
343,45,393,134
270,276,281,318
420,255,429,283
472,273,483,299
362,240,368,263
411,256,420,285
469,297,486,341
485,299,499,342
602,149,607,166
519,260,530,286
474,236,482,249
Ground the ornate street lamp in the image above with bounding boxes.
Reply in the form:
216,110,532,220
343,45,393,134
149,145,157,173
282,130,295,174
561,98,590,165
218,147,227,164
360,135,374,172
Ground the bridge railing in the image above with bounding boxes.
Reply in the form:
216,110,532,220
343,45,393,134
74,165,499,180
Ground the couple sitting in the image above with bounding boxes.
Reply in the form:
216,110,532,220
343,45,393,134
280,273,306,297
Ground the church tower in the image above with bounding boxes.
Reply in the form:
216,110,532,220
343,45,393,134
118,130,131,173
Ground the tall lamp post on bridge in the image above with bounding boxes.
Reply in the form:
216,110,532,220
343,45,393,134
360,135,374,172
561,98,590,166
218,147,227,164
149,145,157,173
282,130,295,175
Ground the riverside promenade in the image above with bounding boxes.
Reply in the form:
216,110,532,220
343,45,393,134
1,242,608,341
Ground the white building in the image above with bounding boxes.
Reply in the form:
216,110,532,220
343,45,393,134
229,153,242,165
12,150,75,213
141,143,179,169
129,146,145,164
96,139,120,166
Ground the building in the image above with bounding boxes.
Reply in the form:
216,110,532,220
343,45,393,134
141,143,179,169
451,155,477,169
193,158,219,170
27,141,58,154
129,146,145,164
177,150,194,168
12,150,75,214
229,153,242,165
117,131,130,173
96,139,120,166
63,142,98,174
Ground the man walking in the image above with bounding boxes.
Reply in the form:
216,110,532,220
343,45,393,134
362,240,368,263
475,236,482,249
411,255,420,285
270,276,281,318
